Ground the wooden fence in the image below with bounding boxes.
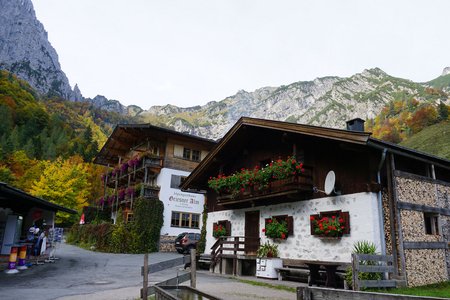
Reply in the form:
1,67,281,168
297,286,447,300
140,250,196,299
352,253,405,291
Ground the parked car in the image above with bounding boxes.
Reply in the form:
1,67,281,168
175,232,200,254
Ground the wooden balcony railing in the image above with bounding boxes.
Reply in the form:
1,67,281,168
142,184,160,199
103,156,164,189
210,236,260,275
217,168,313,207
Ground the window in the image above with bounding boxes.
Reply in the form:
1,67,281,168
192,150,201,162
171,211,200,229
183,148,191,160
424,213,439,235
170,175,187,189
191,214,200,229
174,144,202,162
171,212,180,227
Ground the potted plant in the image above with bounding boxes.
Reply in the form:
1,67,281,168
256,241,283,279
262,217,288,240
212,224,227,238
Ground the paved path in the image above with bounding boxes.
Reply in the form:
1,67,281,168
0,242,301,300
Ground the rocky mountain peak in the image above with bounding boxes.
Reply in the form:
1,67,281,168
442,67,450,76
0,0,80,100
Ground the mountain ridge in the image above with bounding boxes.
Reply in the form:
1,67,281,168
0,0,449,141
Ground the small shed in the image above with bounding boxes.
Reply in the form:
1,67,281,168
0,182,76,255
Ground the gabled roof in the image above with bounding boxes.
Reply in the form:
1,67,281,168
181,117,450,190
94,123,216,166
0,182,77,214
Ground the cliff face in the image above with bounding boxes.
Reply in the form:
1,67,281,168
0,0,80,100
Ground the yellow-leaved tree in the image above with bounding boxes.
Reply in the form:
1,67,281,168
29,155,91,225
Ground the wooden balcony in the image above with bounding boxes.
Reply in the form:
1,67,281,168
103,156,163,189
142,184,160,199
217,170,313,208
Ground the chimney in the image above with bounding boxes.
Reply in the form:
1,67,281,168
346,118,365,132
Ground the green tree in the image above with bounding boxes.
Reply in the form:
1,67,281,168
438,101,449,121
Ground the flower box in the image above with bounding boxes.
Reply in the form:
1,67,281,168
310,210,350,238
263,215,293,240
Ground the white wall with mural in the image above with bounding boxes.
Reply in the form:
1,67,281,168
205,192,382,262
158,168,205,236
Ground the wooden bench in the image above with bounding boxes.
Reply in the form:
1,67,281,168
275,267,310,281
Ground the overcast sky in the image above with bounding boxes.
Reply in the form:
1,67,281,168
33,0,449,109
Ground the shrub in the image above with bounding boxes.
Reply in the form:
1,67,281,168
345,240,382,289
131,197,164,253
197,204,208,254
67,197,164,253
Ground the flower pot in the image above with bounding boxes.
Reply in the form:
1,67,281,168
256,257,283,279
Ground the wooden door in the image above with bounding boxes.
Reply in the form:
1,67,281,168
245,210,260,254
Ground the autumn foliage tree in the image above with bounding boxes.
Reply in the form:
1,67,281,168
29,156,91,225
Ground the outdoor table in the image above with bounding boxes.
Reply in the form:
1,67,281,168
304,260,343,288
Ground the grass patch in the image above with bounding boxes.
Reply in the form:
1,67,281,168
234,278,296,293
400,121,450,160
371,281,450,298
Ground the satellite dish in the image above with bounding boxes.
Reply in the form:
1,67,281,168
324,171,336,195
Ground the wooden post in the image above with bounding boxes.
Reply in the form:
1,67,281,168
143,253,148,300
352,253,359,291
190,249,196,289
297,286,311,300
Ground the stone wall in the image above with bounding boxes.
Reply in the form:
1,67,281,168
206,192,381,263
395,173,450,286
159,235,176,252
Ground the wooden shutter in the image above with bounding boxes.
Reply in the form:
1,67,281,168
339,211,350,234
225,220,231,236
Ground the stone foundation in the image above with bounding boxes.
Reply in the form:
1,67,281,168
159,235,176,252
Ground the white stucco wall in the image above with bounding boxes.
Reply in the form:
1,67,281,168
205,192,382,262
158,168,205,236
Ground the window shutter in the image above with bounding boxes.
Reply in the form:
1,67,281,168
174,144,184,158
287,216,294,236
225,220,231,236
340,211,350,234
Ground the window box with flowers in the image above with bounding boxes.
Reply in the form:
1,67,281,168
213,224,227,238
310,210,350,239
207,156,306,199
262,216,293,240
212,220,231,239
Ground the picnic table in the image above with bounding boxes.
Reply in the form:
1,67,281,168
303,260,344,288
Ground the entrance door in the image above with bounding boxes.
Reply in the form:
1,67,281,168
245,211,260,254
